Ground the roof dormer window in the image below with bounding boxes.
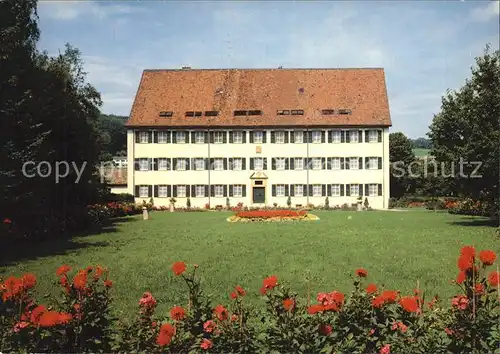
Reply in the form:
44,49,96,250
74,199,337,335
159,111,173,117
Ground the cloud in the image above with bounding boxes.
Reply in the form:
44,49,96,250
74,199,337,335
470,1,500,22
38,1,139,21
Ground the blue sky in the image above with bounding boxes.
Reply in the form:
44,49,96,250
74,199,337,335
37,0,499,138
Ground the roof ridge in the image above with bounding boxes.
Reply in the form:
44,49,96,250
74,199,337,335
143,67,385,72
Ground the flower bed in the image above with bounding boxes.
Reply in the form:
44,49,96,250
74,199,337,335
0,247,499,353
236,210,307,219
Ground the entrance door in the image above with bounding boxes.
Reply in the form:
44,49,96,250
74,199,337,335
252,187,265,204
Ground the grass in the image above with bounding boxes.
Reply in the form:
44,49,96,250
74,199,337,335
413,148,431,157
1,210,498,318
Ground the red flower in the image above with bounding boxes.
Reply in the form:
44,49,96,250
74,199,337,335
38,311,62,327
479,250,496,266
172,261,186,276
200,338,213,350
399,296,419,313
380,344,391,354
451,295,469,310
20,273,36,290
230,314,238,322
445,327,454,336
30,305,46,324
235,285,246,296
259,286,267,295
283,298,295,311
366,283,378,294
369,329,375,336
372,296,385,308
381,290,398,303
139,292,157,309
57,312,72,324
3,218,12,224
170,306,186,321
461,246,476,258
13,321,29,333
203,320,216,333
319,324,332,335
456,271,466,284
330,291,345,306
307,304,324,315
103,280,113,288
73,270,87,290
262,275,278,292
457,254,474,271
355,268,368,277
488,271,499,287
230,291,238,299
157,323,175,346
56,265,71,277
214,305,228,321
94,265,106,280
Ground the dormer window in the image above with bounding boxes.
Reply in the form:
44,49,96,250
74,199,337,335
277,110,290,115
205,111,219,116
321,109,335,115
234,110,247,116
159,111,173,117
248,110,262,115
185,111,202,117
338,109,352,115
291,110,304,115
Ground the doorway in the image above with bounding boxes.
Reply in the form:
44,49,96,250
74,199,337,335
252,187,265,204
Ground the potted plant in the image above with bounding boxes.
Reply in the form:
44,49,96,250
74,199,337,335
169,197,176,212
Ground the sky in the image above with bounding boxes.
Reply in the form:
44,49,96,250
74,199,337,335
37,0,499,138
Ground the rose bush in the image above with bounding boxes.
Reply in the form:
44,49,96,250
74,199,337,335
1,247,499,353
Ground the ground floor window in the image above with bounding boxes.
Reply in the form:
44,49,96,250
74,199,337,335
294,184,303,196
195,185,205,197
214,185,224,197
331,184,341,196
233,185,243,197
177,185,186,197
368,183,378,196
139,186,148,198
276,184,286,197
312,184,322,197
350,184,360,196
158,185,169,197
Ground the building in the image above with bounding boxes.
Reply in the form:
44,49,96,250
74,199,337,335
125,68,391,209
112,156,128,168
100,166,128,194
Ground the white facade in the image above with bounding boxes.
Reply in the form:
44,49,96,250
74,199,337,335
127,128,390,209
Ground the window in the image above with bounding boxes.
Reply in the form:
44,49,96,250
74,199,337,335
233,158,243,171
195,158,205,170
368,184,378,196
322,109,335,115
312,131,322,143
294,131,303,143
291,110,304,115
312,184,322,197
248,110,262,115
139,159,149,171
349,131,358,143
158,185,169,197
349,157,359,170
338,109,352,115
368,130,378,142
159,111,173,117
205,111,218,116
276,158,285,170
195,131,205,144
139,132,149,143
233,185,243,197
195,185,205,197
255,180,263,185
177,185,186,197
214,185,224,197
277,110,290,115
214,158,224,171
332,130,341,143
295,158,304,170
139,186,148,198
294,185,303,197
158,131,169,143
368,157,378,169
253,131,264,144
176,131,186,143
350,184,360,197
331,184,341,197
331,157,341,170
176,158,187,171
214,131,224,144
312,157,322,170
254,158,264,170
233,131,243,143
275,131,285,143
276,184,286,197
186,111,202,117
234,110,247,116
158,158,169,171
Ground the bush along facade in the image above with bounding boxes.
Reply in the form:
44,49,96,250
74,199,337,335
1,247,499,353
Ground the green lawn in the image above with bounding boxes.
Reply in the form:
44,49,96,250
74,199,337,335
1,210,498,318
413,148,431,157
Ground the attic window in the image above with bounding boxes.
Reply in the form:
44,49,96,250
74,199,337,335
234,110,247,116
277,110,290,115
186,111,202,117
159,111,173,117
321,109,335,115
248,110,262,116
291,110,304,115
338,109,352,115
205,111,219,116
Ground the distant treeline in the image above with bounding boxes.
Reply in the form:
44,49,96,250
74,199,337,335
409,137,431,149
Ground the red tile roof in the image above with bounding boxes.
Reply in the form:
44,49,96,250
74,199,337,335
101,167,127,186
126,68,391,128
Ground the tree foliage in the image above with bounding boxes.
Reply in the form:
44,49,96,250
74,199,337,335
389,132,416,198
0,0,106,241
428,45,500,217
97,114,128,161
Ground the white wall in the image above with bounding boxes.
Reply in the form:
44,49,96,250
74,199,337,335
129,128,390,209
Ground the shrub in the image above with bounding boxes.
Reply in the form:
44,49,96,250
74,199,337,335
226,197,230,210
186,198,191,209
287,196,292,208
104,193,135,203
324,197,329,209
364,197,369,209
424,199,446,211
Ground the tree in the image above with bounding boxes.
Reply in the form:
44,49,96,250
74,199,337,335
389,132,416,198
410,138,432,149
97,114,128,161
428,45,499,217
